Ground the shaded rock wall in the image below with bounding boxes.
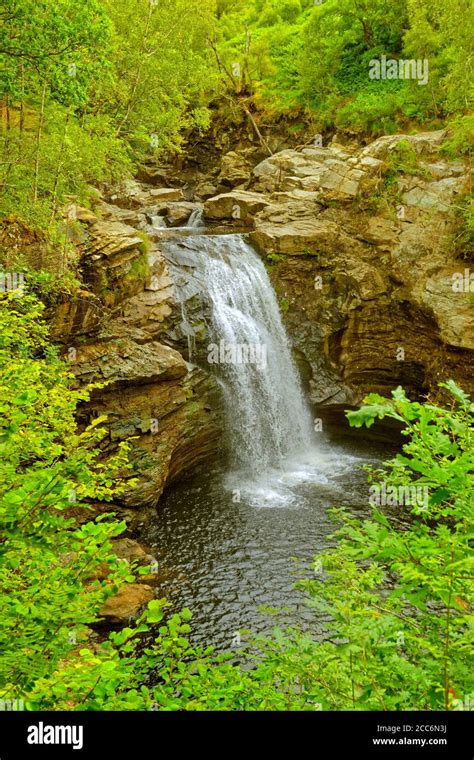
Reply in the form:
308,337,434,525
48,203,223,512
200,130,473,405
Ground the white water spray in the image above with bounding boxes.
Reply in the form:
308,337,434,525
201,235,313,474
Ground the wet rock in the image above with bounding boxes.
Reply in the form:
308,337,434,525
99,583,154,625
111,537,157,568
86,539,158,581
161,201,203,227
77,362,221,508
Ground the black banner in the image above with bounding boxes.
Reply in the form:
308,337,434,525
0,711,472,758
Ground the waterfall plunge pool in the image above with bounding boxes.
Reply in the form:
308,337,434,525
140,232,400,652
142,433,398,652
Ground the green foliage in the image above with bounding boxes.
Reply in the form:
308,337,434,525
441,115,474,159
266,252,285,264
335,91,402,136
0,293,302,711
384,140,422,176
216,0,473,134
0,292,136,698
452,191,474,261
316,382,473,708
380,139,430,197
100,0,217,155
0,0,217,246
125,248,151,287
241,382,473,711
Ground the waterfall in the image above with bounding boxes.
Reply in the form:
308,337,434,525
186,208,205,228
168,234,314,476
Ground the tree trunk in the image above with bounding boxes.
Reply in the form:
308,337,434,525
33,80,47,204
50,111,70,223
19,63,25,137
116,3,153,136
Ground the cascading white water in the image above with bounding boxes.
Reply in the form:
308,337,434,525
200,235,314,474
186,208,205,228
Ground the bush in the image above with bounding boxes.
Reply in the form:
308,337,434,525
253,382,474,710
0,292,134,701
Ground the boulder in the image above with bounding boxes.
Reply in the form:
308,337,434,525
217,150,252,188
162,202,203,227
110,537,157,566
149,188,184,202
99,583,154,624
204,190,270,222
84,220,144,263
107,179,148,209
135,166,171,186
250,198,338,255
71,337,187,388
87,539,158,581
252,216,340,255
194,181,218,200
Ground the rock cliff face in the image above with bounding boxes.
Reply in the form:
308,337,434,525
49,199,222,514
204,130,473,405
46,127,472,516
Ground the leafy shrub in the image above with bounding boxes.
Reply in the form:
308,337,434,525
253,382,474,710
0,293,134,700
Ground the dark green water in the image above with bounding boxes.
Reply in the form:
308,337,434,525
143,431,399,651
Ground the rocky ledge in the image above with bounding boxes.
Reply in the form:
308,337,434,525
199,129,473,405
44,127,472,520
48,199,222,517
